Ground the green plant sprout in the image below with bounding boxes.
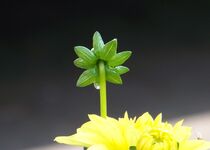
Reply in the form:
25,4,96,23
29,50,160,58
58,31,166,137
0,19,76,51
74,31,132,117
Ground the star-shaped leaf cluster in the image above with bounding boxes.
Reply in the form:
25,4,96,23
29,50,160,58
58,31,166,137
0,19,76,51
74,31,132,87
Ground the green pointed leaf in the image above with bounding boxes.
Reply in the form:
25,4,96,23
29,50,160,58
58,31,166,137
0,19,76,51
115,66,129,75
105,67,122,84
100,39,117,61
108,51,132,67
76,68,96,87
74,46,97,64
93,31,104,57
73,58,94,69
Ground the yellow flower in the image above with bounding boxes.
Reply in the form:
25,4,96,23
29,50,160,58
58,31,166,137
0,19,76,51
54,112,210,150
135,113,210,150
136,113,183,149
55,112,137,150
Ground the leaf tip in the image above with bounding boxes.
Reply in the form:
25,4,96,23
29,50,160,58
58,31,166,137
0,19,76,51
76,80,82,87
126,51,132,59
113,38,117,42
93,31,101,37
128,50,132,55
74,46,79,53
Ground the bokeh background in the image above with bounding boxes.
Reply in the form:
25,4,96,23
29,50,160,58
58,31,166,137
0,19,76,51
1,0,210,150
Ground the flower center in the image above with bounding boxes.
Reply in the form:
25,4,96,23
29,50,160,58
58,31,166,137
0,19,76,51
149,128,173,143
137,128,179,150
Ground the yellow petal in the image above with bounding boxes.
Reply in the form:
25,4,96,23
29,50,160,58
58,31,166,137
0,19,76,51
54,135,86,146
154,113,162,125
135,112,153,129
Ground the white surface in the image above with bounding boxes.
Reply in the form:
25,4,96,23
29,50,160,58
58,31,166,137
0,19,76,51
26,144,81,150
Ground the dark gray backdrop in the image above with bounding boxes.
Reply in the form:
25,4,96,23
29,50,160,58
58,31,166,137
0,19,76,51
1,1,210,149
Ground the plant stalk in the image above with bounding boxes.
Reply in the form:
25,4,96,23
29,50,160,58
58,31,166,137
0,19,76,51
99,60,107,117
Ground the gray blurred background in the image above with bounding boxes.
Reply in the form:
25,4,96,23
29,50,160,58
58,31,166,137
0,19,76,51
1,0,210,150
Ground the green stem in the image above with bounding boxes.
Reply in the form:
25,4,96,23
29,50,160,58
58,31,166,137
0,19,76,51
99,60,107,117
